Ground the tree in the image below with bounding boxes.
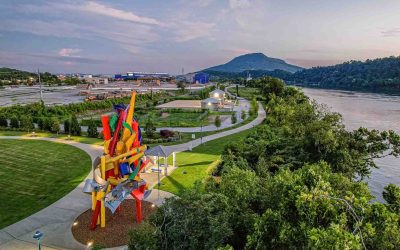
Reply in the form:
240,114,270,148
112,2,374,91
20,115,34,131
37,117,45,130
241,110,246,120
70,115,81,136
50,118,60,133
0,114,8,127
177,82,185,92
151,188,233,250
215,115,221,128
43,118,52,131
144,116,156,138
64,119,71,134
10,115,19,128
231,113,237,124
236,84,239,97
87,119,99,138
383,184,400,213
128,222,157,250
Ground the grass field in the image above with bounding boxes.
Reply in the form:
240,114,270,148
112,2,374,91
0,139,92,229
227,87,260,99
0,131,104,145
158,127,256,195
155,111,208,127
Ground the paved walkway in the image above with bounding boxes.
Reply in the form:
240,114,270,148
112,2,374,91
0,96,266,249
0,137,176,250
152,98,250,133
163,102,265,154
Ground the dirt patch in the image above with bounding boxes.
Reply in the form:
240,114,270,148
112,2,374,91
71,200,156,248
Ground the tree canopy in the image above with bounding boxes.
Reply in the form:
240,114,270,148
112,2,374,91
286,56,400,93
129,80,400,249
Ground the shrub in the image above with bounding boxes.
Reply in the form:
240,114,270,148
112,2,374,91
70,115,81,136
231,113,237,124
128,222,157,250
145,117,156,138
160,129,175,138
87,119,99,138
20,115,34,130
43,118,52,131
10,115,19,128
64,119,70,133
37,117,45,130
215,115,221,128
0,114,8,127
241,110,246,120
50,118,60,133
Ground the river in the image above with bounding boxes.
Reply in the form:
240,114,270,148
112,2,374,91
302,88,400,202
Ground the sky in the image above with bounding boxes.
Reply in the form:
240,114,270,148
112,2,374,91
0,0,399,74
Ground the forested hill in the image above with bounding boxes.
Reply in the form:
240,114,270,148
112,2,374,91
203,69,293,81
288,56,400,92
203,53,303,73
0,67,60,84
0,67,36,80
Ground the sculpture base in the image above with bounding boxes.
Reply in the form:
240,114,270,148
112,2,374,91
71,199,156,248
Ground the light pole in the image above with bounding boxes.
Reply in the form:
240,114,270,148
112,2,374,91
33,230,43,250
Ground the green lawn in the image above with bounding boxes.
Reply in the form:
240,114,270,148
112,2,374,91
228,87,260,99
156,112,207,127
158,128,256,195
0,139,92,229
0,131,104,145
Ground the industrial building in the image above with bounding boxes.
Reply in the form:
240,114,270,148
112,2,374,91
114,72,174,86
84,76,109,85
193,72,209,84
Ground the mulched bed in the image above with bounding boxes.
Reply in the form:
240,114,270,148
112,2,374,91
71,200,156,248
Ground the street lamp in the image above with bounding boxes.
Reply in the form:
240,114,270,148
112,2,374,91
33,230,43,250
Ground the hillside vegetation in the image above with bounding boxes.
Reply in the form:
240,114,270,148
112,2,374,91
287,56,400,92
0,67,80,85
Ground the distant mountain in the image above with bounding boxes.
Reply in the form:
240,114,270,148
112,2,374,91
203,53,303,73
286,56,400,92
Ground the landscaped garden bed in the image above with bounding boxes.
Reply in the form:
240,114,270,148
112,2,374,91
71,199,156,248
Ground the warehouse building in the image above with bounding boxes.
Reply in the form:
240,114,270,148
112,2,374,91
193,72,209,84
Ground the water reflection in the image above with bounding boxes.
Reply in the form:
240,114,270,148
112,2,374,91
303,88,400,202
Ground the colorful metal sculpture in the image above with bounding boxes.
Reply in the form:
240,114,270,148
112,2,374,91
83,91,152,230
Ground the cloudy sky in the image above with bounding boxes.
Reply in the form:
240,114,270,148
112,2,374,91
0,0,399,74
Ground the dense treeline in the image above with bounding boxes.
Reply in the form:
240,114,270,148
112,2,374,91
203,69,292,82
129,78,400,249
0,67,85,85
0,67,61,85
286,56,400,92
0,92,168,136
209,56,400,93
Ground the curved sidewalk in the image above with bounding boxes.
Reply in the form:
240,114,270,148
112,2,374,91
0,101,265,249
164,102,265,153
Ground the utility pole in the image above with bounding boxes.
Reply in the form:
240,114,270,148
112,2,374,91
38,69,43,103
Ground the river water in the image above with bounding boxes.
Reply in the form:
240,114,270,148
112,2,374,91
302,88,400,202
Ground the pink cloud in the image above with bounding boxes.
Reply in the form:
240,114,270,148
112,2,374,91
58,48,81,57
